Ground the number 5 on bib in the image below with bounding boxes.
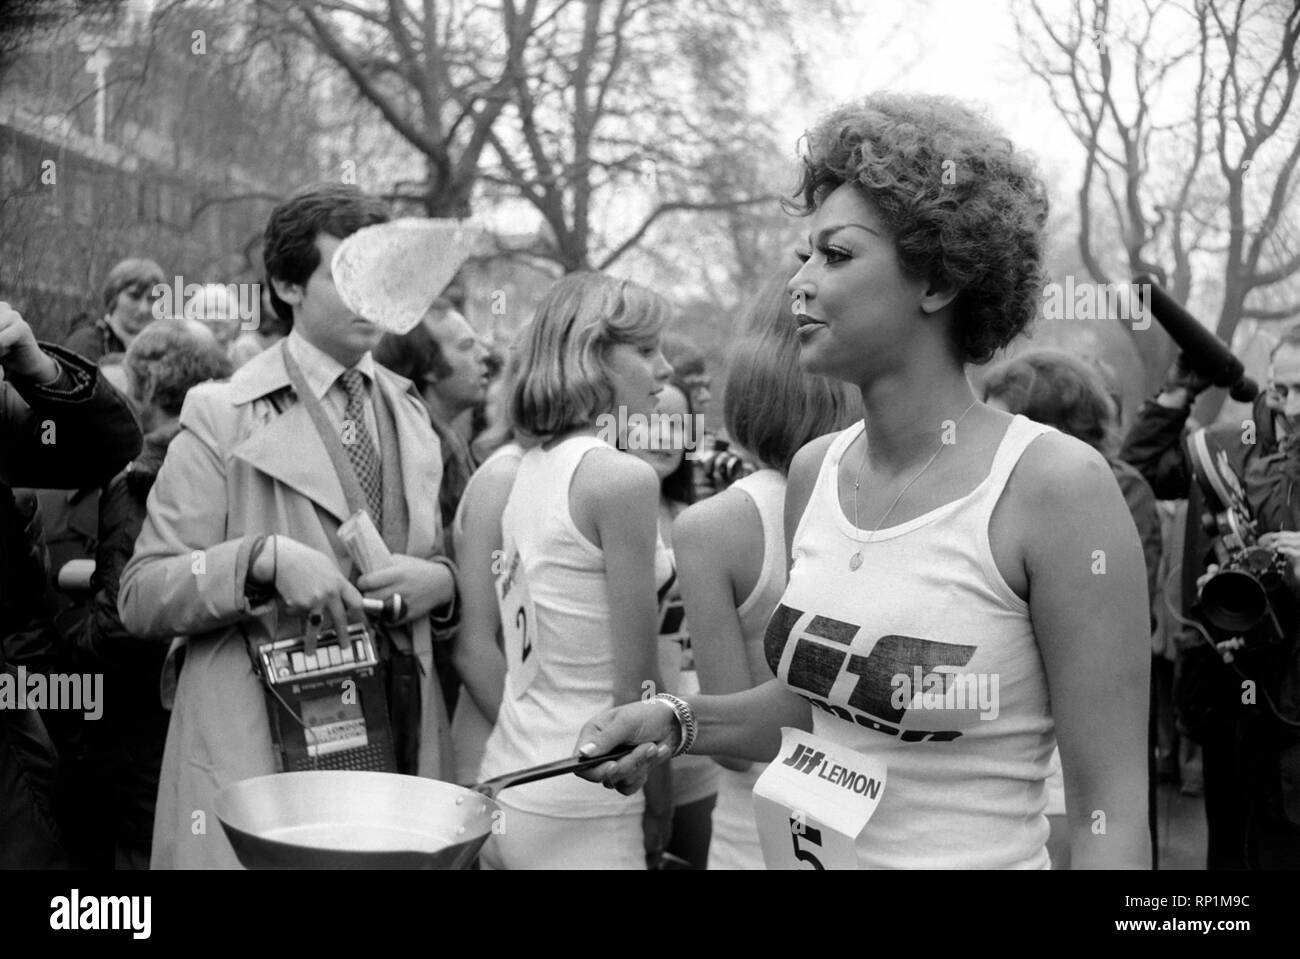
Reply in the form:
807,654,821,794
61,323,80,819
495,539,539,697
752,727,887,870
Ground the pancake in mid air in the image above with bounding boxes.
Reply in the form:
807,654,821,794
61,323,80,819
332,218,480,334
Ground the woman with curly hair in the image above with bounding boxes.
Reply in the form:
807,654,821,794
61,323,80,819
575,92,1151,869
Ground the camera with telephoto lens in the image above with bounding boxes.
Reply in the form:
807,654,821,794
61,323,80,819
1187,428,1290,638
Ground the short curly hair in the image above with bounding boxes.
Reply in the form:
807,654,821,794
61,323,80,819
790,93,1049,364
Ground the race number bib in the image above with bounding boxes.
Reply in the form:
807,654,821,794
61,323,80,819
753,728,887,870
495,539,539,697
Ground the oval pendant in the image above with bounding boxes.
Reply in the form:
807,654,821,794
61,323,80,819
849,552,863,571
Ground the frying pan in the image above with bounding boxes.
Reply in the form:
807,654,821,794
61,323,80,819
213,747,632,869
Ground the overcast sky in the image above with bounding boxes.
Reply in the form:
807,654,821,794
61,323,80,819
783,0,1083,197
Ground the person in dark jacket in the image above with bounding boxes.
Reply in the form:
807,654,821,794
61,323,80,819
78,318,231,869
1120,336,1300,869
1,300,142,869
46,256,164,686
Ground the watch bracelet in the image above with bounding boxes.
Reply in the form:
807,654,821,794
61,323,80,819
652,692,697,757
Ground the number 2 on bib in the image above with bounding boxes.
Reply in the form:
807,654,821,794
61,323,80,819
496,541,539,696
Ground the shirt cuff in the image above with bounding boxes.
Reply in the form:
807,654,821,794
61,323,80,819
429,556,460,637
23,344,96,401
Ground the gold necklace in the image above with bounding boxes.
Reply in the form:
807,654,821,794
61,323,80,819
848,399,978,571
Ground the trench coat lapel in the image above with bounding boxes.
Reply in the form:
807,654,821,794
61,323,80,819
226,342,351,525
232,404,350,524
374,370,443,555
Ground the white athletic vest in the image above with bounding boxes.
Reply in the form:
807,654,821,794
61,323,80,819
707,468,787,870
764,415,1057,868
478,435,670,817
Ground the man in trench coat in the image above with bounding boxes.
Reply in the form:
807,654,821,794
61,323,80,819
119,184,456,868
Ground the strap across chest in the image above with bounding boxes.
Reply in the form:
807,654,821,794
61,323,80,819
280,345,408,553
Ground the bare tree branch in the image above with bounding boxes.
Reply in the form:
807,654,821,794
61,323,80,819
596,195,775,270
1242,303,1300,320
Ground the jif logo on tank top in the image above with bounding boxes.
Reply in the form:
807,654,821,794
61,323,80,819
764,602,998,742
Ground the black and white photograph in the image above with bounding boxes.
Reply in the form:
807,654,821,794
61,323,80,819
0,0,1297,930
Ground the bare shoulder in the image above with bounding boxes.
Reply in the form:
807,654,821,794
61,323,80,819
784,431,843,539
572,444,659,507
1009,429,1118,510
675,487,762,554
1004,429,1132,562
474,448,524,489
788,432,840,489
461,451,522,519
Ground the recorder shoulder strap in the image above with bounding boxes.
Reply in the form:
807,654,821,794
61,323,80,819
281,343,372,523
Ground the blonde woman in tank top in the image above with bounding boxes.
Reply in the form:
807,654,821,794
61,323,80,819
477,272,674,870
674,270,862,869
575,92,1152,869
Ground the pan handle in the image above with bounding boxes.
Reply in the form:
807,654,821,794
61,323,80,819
471,746,637,800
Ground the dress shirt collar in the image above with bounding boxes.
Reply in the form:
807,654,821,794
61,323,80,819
285,330,376,400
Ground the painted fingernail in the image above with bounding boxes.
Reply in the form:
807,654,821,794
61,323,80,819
579,742,598,756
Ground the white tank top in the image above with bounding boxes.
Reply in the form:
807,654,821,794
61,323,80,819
708,468,787,870
765,415,1057,868
478,435,671,817
448,442,523,784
